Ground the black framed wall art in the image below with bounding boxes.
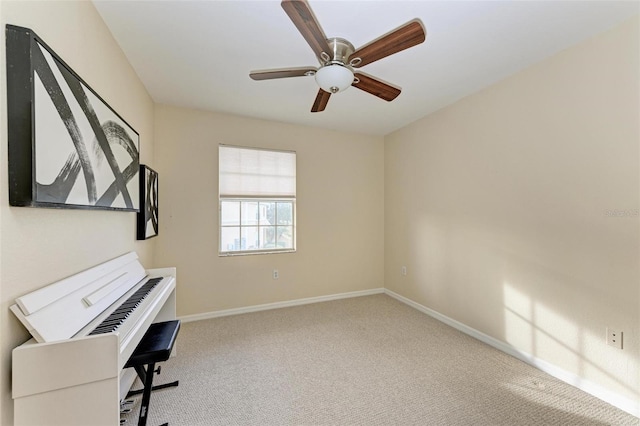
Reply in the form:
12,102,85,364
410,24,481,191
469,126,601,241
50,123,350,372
137,165,158,240
6,25,140,211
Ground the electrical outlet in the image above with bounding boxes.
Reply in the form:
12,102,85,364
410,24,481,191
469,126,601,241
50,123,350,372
273,269,279,280
401,266,407,276
606,328,623,349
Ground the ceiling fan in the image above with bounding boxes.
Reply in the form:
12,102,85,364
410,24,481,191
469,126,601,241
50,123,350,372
250,0,427,112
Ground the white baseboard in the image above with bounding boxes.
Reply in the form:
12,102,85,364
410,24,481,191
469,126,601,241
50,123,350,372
384,288,640,419
178,288,385,323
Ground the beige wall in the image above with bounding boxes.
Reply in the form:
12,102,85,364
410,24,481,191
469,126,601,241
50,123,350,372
153,105,384,316
0,1,156,423
385,16,639,405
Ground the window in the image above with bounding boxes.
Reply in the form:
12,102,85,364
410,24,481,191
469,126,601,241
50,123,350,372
219,145,296,255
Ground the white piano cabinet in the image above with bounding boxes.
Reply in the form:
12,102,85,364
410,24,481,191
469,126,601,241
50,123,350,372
11,253,177,426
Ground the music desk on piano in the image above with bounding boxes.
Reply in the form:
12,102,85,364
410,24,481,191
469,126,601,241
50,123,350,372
10,252,177,426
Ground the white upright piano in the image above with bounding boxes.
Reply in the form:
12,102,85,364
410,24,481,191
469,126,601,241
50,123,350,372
10,252,177,426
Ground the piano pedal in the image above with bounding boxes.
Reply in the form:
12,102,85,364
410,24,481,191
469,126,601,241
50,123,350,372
120,398,136,414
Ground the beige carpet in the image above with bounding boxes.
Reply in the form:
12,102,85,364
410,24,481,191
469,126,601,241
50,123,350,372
121,294,638,425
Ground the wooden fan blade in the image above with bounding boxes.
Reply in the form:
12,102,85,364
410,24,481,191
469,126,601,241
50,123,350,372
350,20,426,68
250,67,317,81
282,0,332,61
311,89,331,112
352,73,401,102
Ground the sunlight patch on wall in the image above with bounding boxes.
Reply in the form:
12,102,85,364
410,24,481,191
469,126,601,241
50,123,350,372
504,281,580,368
503,281,639,399
503,282,534,353
532,303,580,367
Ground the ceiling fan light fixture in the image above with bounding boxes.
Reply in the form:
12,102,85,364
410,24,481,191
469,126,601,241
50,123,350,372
315,64,354,94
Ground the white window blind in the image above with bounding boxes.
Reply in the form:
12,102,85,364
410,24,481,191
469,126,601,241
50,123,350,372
219,145,296,198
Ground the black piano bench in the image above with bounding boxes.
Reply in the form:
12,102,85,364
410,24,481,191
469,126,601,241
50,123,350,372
125,320,181,426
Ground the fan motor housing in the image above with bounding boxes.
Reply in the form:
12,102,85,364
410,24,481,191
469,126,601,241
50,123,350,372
322,37,356,66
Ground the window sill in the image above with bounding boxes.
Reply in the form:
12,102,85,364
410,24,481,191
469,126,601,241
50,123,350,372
219,249,296,257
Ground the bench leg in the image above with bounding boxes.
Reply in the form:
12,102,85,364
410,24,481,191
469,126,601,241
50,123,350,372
138,362,156,426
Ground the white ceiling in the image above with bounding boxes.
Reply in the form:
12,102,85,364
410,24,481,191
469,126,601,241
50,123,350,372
93,1,639,136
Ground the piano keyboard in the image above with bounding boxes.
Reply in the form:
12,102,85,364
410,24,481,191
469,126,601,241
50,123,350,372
89,278,163,336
